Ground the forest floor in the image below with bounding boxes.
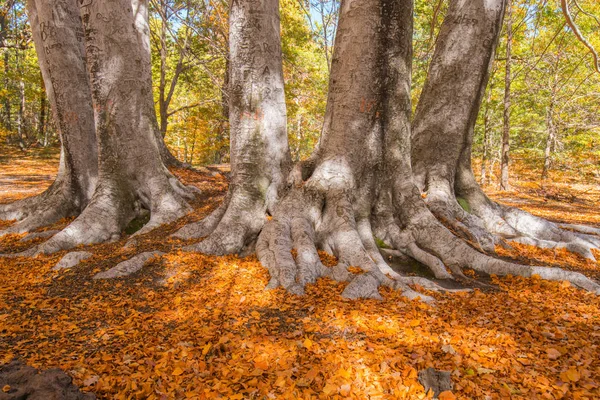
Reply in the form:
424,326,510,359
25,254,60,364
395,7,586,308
0,144,599,400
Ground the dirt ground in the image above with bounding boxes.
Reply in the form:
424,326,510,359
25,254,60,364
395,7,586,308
1,145,599,399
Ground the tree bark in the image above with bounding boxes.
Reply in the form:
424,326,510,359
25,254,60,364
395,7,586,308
0,0,98,236
500,0,512,191
174,0,291,255
3,0,197,255
408,0,600,261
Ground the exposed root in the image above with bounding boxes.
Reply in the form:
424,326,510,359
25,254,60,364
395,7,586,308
559,223,600,236
172,194,230,240
0,184,80,238
20,230,60,243
256,189,460,303
179,187,268,256
53,251,93,271
419,189,498,254
93,251,164,279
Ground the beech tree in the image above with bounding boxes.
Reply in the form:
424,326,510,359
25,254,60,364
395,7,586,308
0,0,197,252
1,0,599,300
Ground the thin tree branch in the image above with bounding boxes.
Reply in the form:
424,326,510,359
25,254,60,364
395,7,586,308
561,0,600,74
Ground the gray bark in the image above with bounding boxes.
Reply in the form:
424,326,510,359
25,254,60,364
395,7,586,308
542,102,556,179
174,0,291,255
256,0,600,299
0,0,98,236
5,0,196,255
407,0,600,261
411,0,506,253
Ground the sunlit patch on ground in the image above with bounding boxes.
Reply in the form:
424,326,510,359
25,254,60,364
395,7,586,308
1,147,599,399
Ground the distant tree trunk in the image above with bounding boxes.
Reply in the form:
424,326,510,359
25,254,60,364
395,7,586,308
1,0,98,235
214,58,229,164
154,0,186,167
174,0,291,255
481,78,494,185
17,79,26,147
500,0,512,191
38,71,46,143
0,13,11,132
542,101,556,179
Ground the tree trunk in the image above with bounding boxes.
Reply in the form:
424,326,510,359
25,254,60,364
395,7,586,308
174,0,291,255
542,102,556,179
0,13,11,132
255,0,600,299
407,0,600,261
38,71,46,143
4,0,197,255
499,0,512,191
481,78,494,185
411,0,506,252
0,0,98,236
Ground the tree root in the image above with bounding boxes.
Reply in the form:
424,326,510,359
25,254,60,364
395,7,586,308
93,251,164,279
256,190,466,303
256,186,600,302
468,202,600,261
0,185,80,238
175,186,268,256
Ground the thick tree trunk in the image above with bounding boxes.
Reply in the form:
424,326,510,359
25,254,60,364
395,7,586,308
408,0,600,261
173,0,291,255
411,0,506,253
499,0,512,191
0,0,98,236
255,0,599,300
6,0,196,255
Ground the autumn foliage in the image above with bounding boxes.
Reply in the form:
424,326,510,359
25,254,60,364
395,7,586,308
1,148,600,399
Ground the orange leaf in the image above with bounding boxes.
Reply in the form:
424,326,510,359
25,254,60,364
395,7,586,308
546,348,561,360
439,391,456,400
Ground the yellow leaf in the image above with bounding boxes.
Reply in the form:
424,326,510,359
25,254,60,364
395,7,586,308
303,338,313,350
172,367,184,376
2,385,10,393
410,319,421,327
251,311,260,318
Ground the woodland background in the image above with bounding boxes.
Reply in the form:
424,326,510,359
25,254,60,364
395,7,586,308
1,0,600,184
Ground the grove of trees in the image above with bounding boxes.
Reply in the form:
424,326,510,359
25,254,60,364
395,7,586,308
1,0,600,300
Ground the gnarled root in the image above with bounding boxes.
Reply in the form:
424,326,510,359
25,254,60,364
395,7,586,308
256,189,461,303
175,185,269,256
4,177,193,257
463,197,600,261
375,210,600,295
422,192,498,254
0,181,81,238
